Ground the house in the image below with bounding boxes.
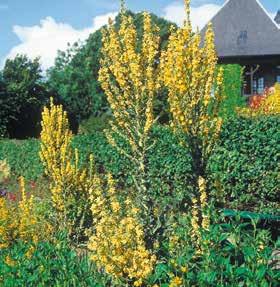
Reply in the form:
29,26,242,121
201,0,280,96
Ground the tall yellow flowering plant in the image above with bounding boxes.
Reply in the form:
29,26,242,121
161,0,223,244
88,174,156,286
98,4,161,245
40,99,92,241
161,0,223,192
0,177,52,249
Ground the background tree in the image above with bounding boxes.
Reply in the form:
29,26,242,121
1,55,49,138
0,73,11,137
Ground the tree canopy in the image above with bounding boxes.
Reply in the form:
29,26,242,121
1,55,49,138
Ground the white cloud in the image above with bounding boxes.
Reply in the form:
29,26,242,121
3,12,117,70
162,1,221,30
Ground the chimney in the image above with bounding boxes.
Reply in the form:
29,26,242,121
274,10,280,25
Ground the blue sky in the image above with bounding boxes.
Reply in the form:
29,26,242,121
1,0,280,69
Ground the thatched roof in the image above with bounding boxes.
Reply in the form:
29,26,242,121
201,0,280,59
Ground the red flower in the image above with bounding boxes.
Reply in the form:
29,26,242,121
8,193,16,202
30,181,36,189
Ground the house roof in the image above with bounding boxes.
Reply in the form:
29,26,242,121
201,0,280,59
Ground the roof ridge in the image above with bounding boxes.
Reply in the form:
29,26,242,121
202,0,279,31
255,0,279,30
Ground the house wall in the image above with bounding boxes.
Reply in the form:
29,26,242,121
243,64,280,95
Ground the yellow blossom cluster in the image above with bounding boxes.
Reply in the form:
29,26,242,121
88,174,156,285
99,8,160,189
40,98,74,211
169,276,183,287
0,159,10,183
0,197,15,249
263,83,280,114
238,83,280,117
40,98,93,239
0,177,52,249
161,0,223,164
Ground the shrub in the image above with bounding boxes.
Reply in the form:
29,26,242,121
0,234,104,287
1,119,279,213
150,210,280,287
209,116,280,212
0,139,43,180
1,55,50,138
219,64,245,119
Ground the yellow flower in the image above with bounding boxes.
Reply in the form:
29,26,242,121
170,276,183,287
5,256,16,267
181,266,188,273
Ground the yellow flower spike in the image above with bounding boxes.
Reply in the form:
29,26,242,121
40,98,97,240
99,9,160,200
88,173,155,284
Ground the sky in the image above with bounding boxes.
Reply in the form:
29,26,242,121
1,0,280,70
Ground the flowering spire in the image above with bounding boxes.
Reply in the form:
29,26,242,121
120,0,126,14
184,0,191,29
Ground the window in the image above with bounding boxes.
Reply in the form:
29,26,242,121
257,77,264,94
253,77,264,94
276,75,280,83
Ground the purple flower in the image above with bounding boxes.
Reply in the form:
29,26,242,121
0,187,7,198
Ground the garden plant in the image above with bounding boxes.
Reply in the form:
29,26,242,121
0,0,279,286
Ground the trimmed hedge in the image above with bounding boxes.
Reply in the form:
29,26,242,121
209,116,280,211
0,117,279,211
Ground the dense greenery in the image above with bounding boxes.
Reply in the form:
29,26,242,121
0,235,104,287
209,116,280,212
0,55,50,138
219,64,245,119
0,218,279,287
1,117,279,213
0,3,278,285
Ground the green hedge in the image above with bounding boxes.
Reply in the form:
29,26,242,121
0,139,43,180
209,116,280,211
0,117,279,211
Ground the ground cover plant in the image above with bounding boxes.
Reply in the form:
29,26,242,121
0,0,279,286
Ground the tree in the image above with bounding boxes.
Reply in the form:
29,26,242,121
1,55,49,138
47,11,175,125
0,73,10,137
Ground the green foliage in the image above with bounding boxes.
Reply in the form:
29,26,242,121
0,234,107,287
47,11,175,123
149,211,280,287
73,126,193,203
78,113,112,134
0,74,11,137
219,64,245,119
1,55,50,138
0,139,43,180
1,118,279,212
209,116,280,212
